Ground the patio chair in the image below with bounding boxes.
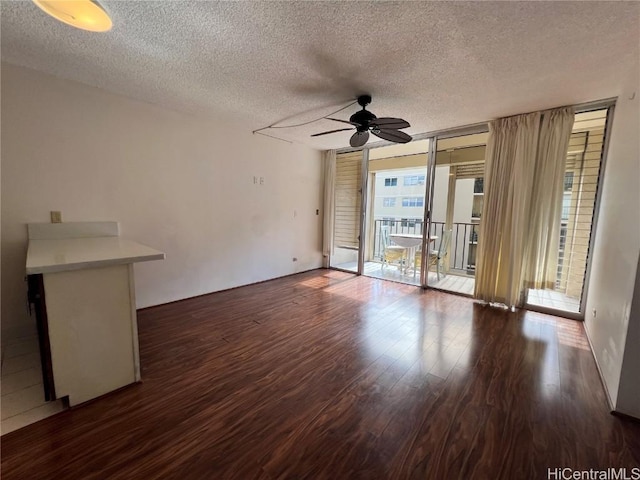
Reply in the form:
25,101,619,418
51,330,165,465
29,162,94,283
414,230,452,281
380,226,406,271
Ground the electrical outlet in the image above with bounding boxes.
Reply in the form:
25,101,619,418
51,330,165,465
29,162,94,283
316,209,319,215
50,211,62,223
260,177,264,185
592,308,597,318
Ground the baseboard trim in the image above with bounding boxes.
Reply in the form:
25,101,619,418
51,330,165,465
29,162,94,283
136,267,325,313
611,410,640,423
582,321,615,412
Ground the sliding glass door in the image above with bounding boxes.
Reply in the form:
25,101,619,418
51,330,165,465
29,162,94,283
329,133,489,292
361,140,431,286
424,132,488,295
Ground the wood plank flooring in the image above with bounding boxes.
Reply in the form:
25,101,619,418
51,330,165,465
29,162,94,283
1,269,639,479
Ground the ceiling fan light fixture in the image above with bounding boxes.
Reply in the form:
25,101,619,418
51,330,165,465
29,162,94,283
32,0,113,32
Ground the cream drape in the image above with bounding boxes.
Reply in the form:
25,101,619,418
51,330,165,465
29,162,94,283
474,113,540,307
522,108,575,290
321,150,336,268
474,107,574,307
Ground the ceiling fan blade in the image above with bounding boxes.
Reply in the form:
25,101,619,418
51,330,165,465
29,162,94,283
350,131,369,147
370,117,410,129
372,129,412,144
327,117,360,127
311,128,354,137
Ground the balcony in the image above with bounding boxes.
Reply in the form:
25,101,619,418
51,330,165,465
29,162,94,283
357,219,477,294
361,219,581,311
371,219,479,272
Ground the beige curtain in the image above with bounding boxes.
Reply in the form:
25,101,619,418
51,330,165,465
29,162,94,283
522,108,575,289
321,150,336,268
474,107,574,307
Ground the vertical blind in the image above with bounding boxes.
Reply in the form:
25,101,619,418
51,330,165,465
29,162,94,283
556,109,607,302
333,151,363,249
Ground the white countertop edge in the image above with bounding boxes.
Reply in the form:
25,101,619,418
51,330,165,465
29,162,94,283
26,252,166,275
26,236,166,275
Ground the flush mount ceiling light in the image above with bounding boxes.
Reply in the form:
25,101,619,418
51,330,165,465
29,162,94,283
32,0,112,32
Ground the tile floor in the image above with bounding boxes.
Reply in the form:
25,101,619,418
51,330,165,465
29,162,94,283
431,273,475,295
1,333,65,435
527,288,581,313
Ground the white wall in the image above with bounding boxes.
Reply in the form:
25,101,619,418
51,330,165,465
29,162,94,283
1,63,323,338
616,254,640,417
584,63,639,411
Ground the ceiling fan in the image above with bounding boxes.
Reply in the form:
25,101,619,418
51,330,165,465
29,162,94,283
312,95,412,147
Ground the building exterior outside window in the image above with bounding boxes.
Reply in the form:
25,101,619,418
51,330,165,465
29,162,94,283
402,197,424,207
403,175,425,186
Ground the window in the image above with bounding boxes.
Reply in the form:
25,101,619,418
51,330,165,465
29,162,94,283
384,177,398,187
382,197,396,207
564,172,574,192
561,193,571,221
403,175,425,186
559,225,567,252
556,224,568,287
402,197,424,207
474,177,484,193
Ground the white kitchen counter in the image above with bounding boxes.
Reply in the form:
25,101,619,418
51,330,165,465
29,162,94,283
26,236,165,274
25,222,165,406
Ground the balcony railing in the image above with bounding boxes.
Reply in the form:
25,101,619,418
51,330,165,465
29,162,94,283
371,219,480,274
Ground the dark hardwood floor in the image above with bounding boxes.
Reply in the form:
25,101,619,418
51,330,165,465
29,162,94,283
2,269,639,479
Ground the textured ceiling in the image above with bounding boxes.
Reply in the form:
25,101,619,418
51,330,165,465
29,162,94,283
1,1,638,150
